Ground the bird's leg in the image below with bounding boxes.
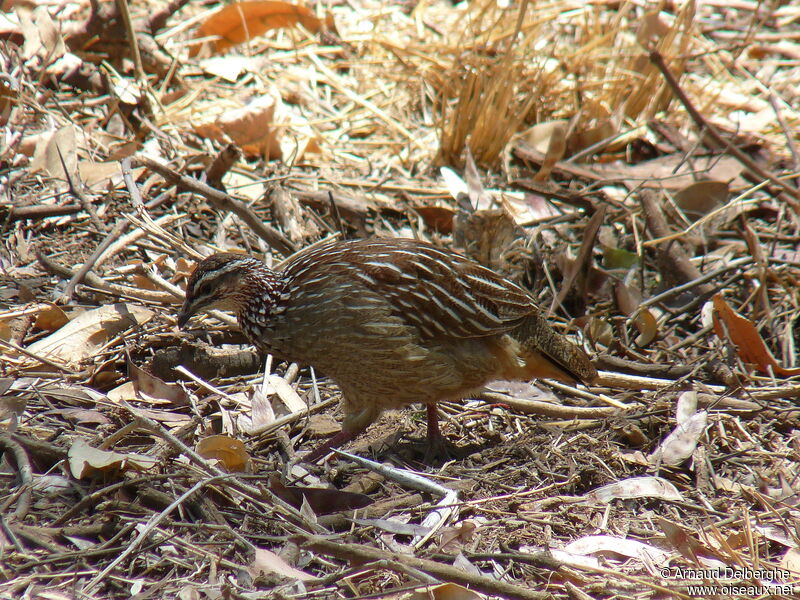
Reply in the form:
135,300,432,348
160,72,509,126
426,403,442,445
423,402,459,461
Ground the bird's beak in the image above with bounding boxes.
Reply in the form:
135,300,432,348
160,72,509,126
176,303,192,329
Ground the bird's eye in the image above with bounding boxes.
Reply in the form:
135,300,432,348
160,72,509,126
196,282,212,297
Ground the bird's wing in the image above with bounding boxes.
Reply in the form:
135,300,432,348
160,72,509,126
288,239,537,340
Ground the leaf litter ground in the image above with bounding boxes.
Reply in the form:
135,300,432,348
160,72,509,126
1,1,800,598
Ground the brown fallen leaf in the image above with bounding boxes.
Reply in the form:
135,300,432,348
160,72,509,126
196,435,251,472
674,180,729,219
268,475,373,515
612,281,659,347
712,293,800,376
193,1,322,56
128,359,189,406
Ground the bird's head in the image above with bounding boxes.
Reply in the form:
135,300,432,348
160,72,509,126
177,253,269,328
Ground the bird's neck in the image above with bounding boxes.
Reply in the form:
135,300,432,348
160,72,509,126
235,264,284,335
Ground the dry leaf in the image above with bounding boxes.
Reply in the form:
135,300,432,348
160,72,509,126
563,535,671,564
265,374,306,413
408,583,484,600
518,120,569,154
34,304,69,332
438,520,477,553
675,391,697,426
532,121,566,181
196,435,251,472
29,125,78,181
586,476,684,503
352,518,430,536
305,414,341,437
18,5,65,61
780,548,800,577
414,206,456,234
712,293,800,376
68,439,157,479
657,517,725,563
128,359,189,406
24,304,154,368
269,476,372,514
674,180,729,219
195,93,283,160
52,408,111,425
246,388,276,432
194,1,322,56
612,281,658,347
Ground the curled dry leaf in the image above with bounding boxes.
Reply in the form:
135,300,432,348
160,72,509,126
586,476,684,503
68,439,157,479
33,304,69,332
657,517,726,564
245,388,276,433
265,374,306,414
437,520,477,553
675,391,697,426
195,435,251,472
193,1,323,56
712,293,800,376
248,547,314,581
414,205,456,234
563,534,671,565
533,122,566,181
649,410,707,466
195,93,283,160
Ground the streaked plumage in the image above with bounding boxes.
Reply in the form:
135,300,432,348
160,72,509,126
178,238,597,460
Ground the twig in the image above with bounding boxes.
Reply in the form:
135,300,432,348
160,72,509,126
83,473,235,592
0,338,76,373
768,93,800,173
307,52,425,151
0,434,33,520
133,155,296,256
36,250,177,303
478,391,620,418
648,49,800,212
2,203,83,221
297,534,549,600
60,219,129,303
56,146,106,232
639,189,715,296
